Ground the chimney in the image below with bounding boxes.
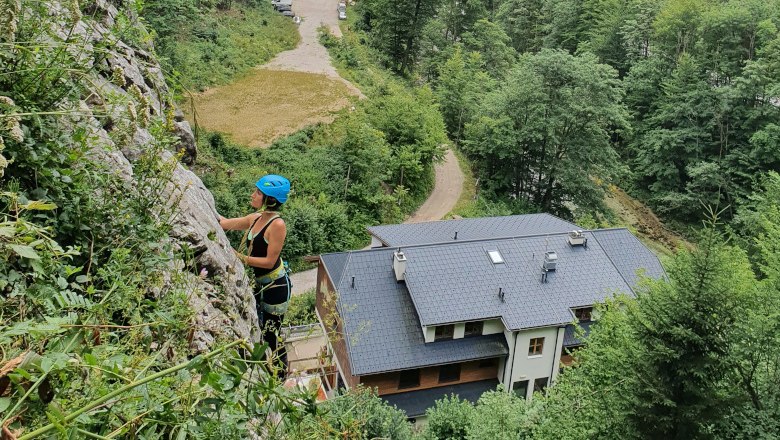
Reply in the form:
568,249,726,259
543,251,558,271
568,230,587,247
393,250,407,282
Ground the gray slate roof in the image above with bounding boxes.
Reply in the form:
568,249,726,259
402,228,664,330
321,248,509,376
563,321,593,348
321,218,664,376
382,379,500,417
367,213,580,247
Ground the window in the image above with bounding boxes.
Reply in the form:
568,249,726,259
574,307,593,322
513,380,529,399
398,369,420,389
478,358,498,368
464,321,483,337
487,250,504,264
439,364,461,383
528,337,545,356
434,324,454,341
534,377,549,394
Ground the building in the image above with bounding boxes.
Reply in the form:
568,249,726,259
314,214,665,419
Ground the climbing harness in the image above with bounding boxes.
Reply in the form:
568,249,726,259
240,212,291,316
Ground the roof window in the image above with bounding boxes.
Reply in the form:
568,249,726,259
487,250,504,264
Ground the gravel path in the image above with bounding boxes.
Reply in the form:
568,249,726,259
262,0,364,98
290,149,464,294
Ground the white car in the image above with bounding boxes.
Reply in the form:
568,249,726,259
338,3,346,20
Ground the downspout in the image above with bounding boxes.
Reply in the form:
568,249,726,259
549,326,562,387
506,331,517,392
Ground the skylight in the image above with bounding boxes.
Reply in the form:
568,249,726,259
487,250,504,264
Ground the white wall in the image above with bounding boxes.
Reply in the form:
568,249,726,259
454,323,465,339
423,325,435,343
483,319,504,335
504,327,565,400
370,235,383,248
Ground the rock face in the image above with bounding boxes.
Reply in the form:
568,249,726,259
57,1,258,350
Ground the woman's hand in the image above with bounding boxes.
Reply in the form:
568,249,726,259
233,249,247,264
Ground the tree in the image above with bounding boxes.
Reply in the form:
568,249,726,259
438,0,490,43
536,220,780,440
360,0,442,73
435,46,493,141
364,84,447,190
421,394,475,440
631,54,718,218
495,0,547,53
466,389,537,439
291,386,413,439
463,49,628,217
460,19,517,78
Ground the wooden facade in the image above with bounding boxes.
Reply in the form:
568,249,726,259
360,358,500,396
315,264,360,388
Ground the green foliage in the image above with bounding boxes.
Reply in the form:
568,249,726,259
460,19,516,78
463,49,628,218
358,0,442,74
292,386,413,439
421,394,474,440
284,289,317,326
435,47,492,142
363,84,447,190
0,4,318,437
142,0,299,91
536,217,780,439
467,389,538,439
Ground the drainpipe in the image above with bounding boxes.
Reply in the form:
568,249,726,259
549,326,562,388
506,331,517,392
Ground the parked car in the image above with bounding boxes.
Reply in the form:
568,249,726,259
272,0,292,10
337,3,346,20
282,10,295,17
277,3,292,12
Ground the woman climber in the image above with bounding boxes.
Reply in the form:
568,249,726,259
216,174,291,376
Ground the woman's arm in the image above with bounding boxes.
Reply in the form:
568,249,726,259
239,219,287,269
218,213,255,231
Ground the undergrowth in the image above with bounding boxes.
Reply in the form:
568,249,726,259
142,0,299,93
0,2,315,437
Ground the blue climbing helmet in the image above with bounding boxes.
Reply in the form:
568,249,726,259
255,174,290,204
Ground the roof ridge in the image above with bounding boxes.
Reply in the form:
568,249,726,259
587,231,634,294
325,228,631,256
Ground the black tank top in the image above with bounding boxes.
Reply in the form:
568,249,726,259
248,216,282,278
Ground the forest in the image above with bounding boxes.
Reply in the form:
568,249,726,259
353,0,780,229
1,0,779,438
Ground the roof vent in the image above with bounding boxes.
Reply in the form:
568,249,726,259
543,251,558,271
568,230,587,247
393,250,407,282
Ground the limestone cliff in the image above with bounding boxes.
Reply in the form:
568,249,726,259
50,0,259,351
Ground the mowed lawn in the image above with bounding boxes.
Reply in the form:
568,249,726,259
188,69,356,147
